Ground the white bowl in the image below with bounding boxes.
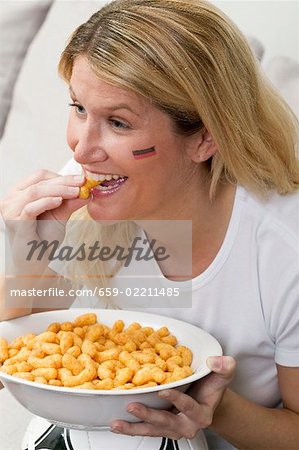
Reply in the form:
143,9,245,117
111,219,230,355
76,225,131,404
0,309,222,430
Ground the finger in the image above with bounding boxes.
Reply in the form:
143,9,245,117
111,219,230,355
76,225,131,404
43,174,85,187
110,419,182,440
14,169,59,191
206,356,236,379
158,389,201,421
20,197,63,220
48,197,89,222
125,402,178,428
4,185,80,220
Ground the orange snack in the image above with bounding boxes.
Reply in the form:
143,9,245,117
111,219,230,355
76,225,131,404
79,179,102,199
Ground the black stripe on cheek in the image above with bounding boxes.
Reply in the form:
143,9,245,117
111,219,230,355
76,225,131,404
132,146,156,156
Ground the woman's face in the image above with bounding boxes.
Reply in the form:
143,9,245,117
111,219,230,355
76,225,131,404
67,56,202,221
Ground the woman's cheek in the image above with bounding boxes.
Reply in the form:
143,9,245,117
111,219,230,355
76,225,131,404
66,118,77,152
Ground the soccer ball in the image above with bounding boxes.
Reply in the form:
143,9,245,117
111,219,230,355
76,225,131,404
21,416,208,450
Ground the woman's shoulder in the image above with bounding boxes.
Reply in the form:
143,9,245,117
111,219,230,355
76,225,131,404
239,186,298,246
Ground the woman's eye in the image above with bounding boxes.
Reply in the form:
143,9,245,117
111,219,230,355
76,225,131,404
110,119,130,130
68,103,86,116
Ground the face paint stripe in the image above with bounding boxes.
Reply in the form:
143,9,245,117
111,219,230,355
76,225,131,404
132,146,157,159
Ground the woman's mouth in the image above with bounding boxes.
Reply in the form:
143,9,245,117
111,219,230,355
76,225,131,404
85,170,128,197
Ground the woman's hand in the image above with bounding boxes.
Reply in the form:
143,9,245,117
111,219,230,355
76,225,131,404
0,169,88,273
110,356,236,440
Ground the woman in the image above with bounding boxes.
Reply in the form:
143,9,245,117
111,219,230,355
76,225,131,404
1,1,299,449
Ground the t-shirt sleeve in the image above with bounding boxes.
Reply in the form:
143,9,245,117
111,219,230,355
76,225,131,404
258,221,299,367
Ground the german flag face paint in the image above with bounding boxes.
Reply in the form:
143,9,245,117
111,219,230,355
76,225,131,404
132,146,157,160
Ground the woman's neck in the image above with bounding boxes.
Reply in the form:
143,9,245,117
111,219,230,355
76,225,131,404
138,182,237,280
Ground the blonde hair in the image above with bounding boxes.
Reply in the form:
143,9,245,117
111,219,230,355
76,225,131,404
58,0,299,291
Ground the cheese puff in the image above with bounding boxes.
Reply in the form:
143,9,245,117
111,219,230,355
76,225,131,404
70,333,83,348
27,354,62,369
34,376,48,384
92,379,114,390
155,343,177,360
39,343,61,356
0,338,9,363
112,320,125,333
13,372,34,381
66,345,81,358
0,365,17,375
73,327,84,338
62,354,84,376
113,383,135,390
59,332,74,354
162,335,178,346
132,366,166,385
4,347,31,365
146,333,162,347
138,382,158,388
93,342,106,352
96,347,120,363
78,186,90,199
48,379,63,386
119,351,140,373
122,341,137,353
114,367,134,387
47,322,61,334
98,364,115,380
104,339,117,349
126,323,141,333
8,336,24,350
79,179,101,199
155,356,167,371
15,362,32,372
22,333,37,346
84,324,104,342
30,348,45,359
114,332,131,345
81,340,97,358
76,382,95,389
166,355,183,372
32,368,58,381
132,330,148,345
157,327,170,338
96,336,106,345
33,331,59,344
176,346,193,366
131,350,155,365
60,322,74,332
73,313,97,327
142,327,155,336
164,366,193,384
61,356,97,387
8,348,19,358
139,341,152,350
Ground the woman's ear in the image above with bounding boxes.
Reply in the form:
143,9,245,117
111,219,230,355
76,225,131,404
191,129,217,163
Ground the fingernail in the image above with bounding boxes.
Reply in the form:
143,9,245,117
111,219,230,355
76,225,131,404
110,426,121,434
127,407,136,414
207,356,222,371
74,175,85,182
159,390,170,398
53,197,63,204
67,186,80,194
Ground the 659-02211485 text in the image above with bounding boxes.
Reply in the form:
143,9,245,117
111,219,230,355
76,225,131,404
9,287,181,298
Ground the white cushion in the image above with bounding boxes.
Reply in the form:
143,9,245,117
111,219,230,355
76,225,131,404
0,0,106,197
0,0,53,138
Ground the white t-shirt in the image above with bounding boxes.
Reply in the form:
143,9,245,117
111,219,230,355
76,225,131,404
59,159,299,450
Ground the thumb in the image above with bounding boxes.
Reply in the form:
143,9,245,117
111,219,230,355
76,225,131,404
206,356,236,380
52,197,89,222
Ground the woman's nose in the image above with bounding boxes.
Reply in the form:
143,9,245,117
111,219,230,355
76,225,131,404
72,125,109,165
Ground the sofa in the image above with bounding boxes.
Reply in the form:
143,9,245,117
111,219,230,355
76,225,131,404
0,1,298,448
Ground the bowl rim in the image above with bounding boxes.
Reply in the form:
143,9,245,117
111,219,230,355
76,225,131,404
0,309,223,395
